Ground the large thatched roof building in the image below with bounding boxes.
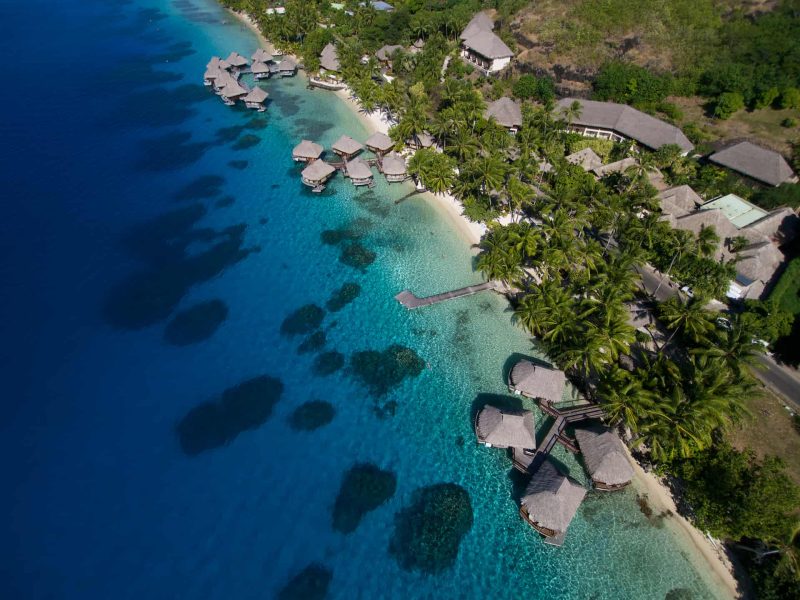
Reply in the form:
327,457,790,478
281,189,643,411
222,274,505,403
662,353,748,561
508,359,565,403
332,135,364,159
485,97,523,131
475,405,536,449
709,141,797,187
520,459,586,542
574,425,634,490
292,140,324,162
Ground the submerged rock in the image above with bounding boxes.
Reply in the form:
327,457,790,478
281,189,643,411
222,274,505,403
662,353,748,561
163,299,228,346
288,400,336,431
325,282,361,312
333,464,397,534
389,483,473,574
313,351,345,376
278,563,332,600
176,375,283,455
350,345,425,396
281,304,325,336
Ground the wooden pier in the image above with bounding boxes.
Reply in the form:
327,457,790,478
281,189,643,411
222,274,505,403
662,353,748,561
395,281,495,309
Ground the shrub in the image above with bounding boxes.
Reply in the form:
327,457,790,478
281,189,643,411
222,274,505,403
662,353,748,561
593,61,673,106
780,87,800,110
713,92,745,120
780,118,797,129
656,101,683,121
566,137,615,161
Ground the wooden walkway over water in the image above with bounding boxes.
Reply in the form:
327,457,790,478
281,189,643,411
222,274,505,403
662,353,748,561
395,282,495,309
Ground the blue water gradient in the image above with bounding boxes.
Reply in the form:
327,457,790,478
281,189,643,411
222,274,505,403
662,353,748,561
1,0,728,598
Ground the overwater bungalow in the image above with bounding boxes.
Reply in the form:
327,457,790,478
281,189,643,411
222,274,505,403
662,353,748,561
519,459,587,545
243,87,268,111
474,405,536,450
225,52,249,72
301,159,336,191
332,135,364,160
217,58,232,72
251,48,273,64
292,140,324,163
203,66,223,86
508,359,566,403
365,132,394,155
212,71,236,94
345,158,374,186
220,81,248,106
574,425,634,491
251,61,270,80
381,151,407,182
207,56,221,69
278,56,297,77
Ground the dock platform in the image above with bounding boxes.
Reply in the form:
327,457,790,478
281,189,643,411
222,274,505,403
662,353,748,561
395,282,495,309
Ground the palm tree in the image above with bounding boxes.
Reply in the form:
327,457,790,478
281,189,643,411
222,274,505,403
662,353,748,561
696,224,720,258
658,296,715,346
692,318,766,376
653,229,694,296
598,366,660,433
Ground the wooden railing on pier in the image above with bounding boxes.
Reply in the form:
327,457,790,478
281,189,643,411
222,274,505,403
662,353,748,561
395,282,495,309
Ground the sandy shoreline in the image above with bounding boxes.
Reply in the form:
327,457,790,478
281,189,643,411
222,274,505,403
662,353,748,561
226,11,738,597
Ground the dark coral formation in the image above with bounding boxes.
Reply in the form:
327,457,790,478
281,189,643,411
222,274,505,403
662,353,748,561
333,464,397,534
232,134,261,150
325,282,361,312
339,242,376,271
277,563,332,600
173,174,224,201
320,227,362,246
176,376,283,455
313,351,345,376
350,345,425,396
297,330,326,354
280,304,325,336
163,299,228,345
388,483,473,574
288,400,335,431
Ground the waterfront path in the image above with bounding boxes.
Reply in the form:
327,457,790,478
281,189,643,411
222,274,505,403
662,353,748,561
395,281,495,309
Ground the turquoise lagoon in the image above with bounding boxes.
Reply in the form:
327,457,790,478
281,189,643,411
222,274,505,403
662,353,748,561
1,0,729,598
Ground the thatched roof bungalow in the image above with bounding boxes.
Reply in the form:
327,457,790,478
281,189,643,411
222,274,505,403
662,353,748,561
407,131,434,150
278,56,297,76
292,140,324,162
376,44,403,64
225,52,248,69
220,81,248,105
591,156,638,178
461,30,513,75
381,151,407,182
574,425,634,490
474,405,536,449
565,147,603,172
485,97,522,132
251,61,271,79
243,87,268,111
520,459,586,542
508,359,565,403
203,66,223,86
251,48,273,63
709,141,797,187
460,12,493,40
320,43,341,73
301,159,336,188
345,158,373,186
365,132,394,155
332,135,364,159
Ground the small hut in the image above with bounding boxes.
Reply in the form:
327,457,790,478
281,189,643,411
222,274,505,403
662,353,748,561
278,56,297,77
203,66,222,86
207,56,221,69
407,131,434,150
574,425,634,491
292,140,324,163
519,459,586,544
301,159,336,191
251,61,271,80
345,158,374,186
225,52,249,72
508,359,565,403
376,44,403,65
485,97,522,133
381,151,407,182
332,135,364,160
566,147,603,172
251,48,273,64
474,405,536,449
220,81,248,106
365,132,394,155
243,87,269,111
320,43,341,75
213,71,236,93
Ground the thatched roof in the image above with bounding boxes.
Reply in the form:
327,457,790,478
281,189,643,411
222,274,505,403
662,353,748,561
204,66,223,80
332,135,363,155
709,141,797,186
293,139,324,160
735,240,784,289
251,48,273,63
674,208,737,240
381,151,406,175
566,147,603,172
462,30,513,59
658,185,702,217
225,52,248,67
279,56,297,71
485,97,522,128
346,158,373,180
251,61,270,74
521,459,586,534
243,87,268,103
365,131,394,152
376,44,403,62
574,425,634,487
320,43,340,72
221,81,248,98
509,359,565,402
460,12,494,40
207,56,220,68
301,159,336,181
410,132,434,148
476,405,536,449
744,207,800,242
557,98,694,153
218,59,231,70
592,157,638,177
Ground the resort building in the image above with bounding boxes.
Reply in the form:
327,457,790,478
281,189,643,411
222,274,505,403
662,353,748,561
365,132,394,155
485,97,523,133
251,61,270,80
657,185,702,220
461,30,514,75
220,80,248,106
591,156,637,178
345,158,374,186
708,141,797,187
320,43,341,77
460,12,494,41
519,459,586,544
251,48,273,64
556,98,694,155
566,147,603,172
225,52,248,72
301,159,336,190
242,87,268,111
407,131,435,150
381,151,407,182
474,405,536,450
376,44,403,66
278,56,297,77
292,140,324,162
203,65,223,86
508,359,566,403
332,135,364,160
574,425,634,491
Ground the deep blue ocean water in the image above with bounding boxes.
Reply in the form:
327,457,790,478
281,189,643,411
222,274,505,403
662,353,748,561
1,1,728,598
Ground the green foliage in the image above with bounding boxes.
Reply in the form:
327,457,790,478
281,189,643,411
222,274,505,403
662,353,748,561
512,74,555,103
769,257,800,315
407,149,455,195
782,118,798,128
739,299,794,343
593,61,673,107
656,101,683,121
566,137,615,161
781,88,800,110
670,441,800,543
752,183,800,210
755,87,781,111
713,91,745,120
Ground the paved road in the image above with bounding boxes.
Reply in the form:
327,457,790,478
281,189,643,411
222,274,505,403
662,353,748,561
636,265,800,411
